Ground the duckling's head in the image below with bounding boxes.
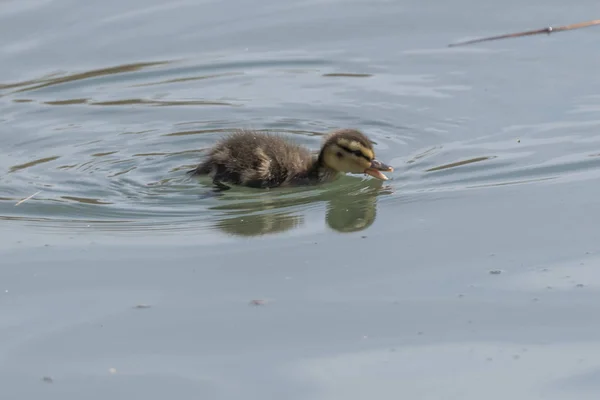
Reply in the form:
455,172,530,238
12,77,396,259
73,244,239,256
319,129,394,180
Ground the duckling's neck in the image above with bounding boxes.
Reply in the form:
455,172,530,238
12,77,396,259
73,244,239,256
281,153,338,186
308,164,338,182
309,152,339,182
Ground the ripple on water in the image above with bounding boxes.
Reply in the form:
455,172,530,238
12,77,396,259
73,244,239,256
3,50,600,237
385,117,600,201
0,52,416,237
2,168,395,237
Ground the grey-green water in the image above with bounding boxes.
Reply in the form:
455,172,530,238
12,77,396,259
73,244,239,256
2,0,600,398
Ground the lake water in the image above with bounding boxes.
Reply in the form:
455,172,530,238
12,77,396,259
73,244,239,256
2,0,600,398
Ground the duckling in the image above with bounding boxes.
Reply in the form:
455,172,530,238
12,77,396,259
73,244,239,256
188,128,393,189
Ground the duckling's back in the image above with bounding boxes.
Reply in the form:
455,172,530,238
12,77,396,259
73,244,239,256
190,130,317,188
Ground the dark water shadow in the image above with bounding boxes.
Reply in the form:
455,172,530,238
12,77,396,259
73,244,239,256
425,156,494,173
164,128,324,138
43,98,237,107
0,62,170,93
322,73,373,78
9,156,61,173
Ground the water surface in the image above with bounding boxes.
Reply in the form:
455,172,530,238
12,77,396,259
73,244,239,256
2,0,600,398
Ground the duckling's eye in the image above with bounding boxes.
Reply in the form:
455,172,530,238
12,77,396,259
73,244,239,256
337,144,371,161
336,152,343,158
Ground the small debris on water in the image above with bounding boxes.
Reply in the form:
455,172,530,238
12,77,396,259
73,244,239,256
489,270,503,275
41,376,53,383
576,283,585,288
15,190,42,206
134,304,151,309
109,368,117,375
249,299,268,306
361,236,367,239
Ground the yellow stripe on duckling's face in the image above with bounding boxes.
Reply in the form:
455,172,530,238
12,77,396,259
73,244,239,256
335,138,375,161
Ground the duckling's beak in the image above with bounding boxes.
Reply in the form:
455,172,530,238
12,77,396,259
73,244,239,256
364,159,394,180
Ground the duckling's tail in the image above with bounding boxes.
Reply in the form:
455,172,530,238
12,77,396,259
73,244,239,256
187,162,210,176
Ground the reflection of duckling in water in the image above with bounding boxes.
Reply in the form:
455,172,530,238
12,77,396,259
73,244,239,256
188,128,393,189
215,212,303,237
326,179,388,233
212,178,390,237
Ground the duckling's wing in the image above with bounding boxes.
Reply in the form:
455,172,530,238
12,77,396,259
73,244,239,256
243,134,313,186
189,131,315,188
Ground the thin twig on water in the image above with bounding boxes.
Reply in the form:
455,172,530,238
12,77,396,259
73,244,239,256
15,190,42,206
448,19,600,47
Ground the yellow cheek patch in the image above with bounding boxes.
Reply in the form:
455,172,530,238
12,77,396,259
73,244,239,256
336,138,374,160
